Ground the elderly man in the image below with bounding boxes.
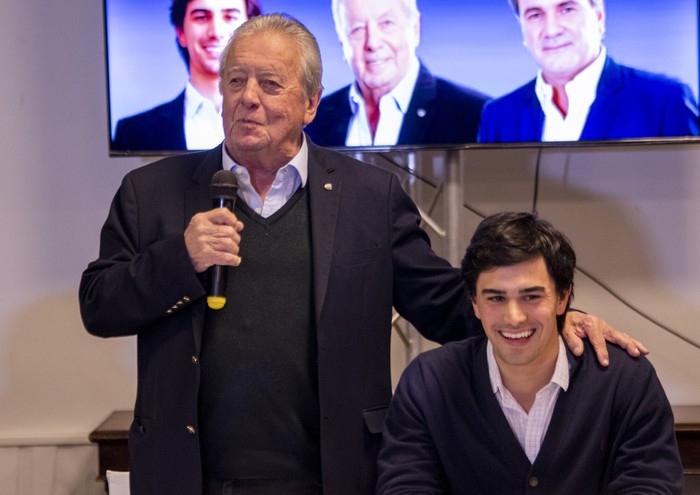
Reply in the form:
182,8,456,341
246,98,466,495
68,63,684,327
82,14,644,495
478,0,699,143
377,212,682,494
305,0,489,146
113,0,262,152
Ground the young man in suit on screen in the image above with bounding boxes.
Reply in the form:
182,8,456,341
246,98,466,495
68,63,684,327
113,0,261,152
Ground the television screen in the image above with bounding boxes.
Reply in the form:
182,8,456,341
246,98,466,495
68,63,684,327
104,0,700,155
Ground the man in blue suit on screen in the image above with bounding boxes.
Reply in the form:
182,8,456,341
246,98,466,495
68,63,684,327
305,0,489,147
478,0,699,143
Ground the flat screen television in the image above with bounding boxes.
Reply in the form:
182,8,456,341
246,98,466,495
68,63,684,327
103,0,700,155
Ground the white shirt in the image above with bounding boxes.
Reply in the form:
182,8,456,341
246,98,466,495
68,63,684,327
487,337,570,463
536,47,607,142
221,135,308,218
183,82,224,150
345,56,421,146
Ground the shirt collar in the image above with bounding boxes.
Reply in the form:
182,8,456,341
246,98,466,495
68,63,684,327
535,46,606,114
487,336,570,399
183,81,220,120
347,55,421,115
220,133,309,187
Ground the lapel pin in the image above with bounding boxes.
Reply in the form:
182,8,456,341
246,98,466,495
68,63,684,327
324,183,333,191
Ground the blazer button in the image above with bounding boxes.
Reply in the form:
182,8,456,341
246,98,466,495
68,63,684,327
191,356,199,365
528,476,539,488
186,425,196,435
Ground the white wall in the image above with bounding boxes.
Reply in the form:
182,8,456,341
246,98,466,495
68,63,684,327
0,0,698,453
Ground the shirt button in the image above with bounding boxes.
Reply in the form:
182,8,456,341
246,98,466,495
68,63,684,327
255,207,262,214
529,476,539,488
186,425,196,435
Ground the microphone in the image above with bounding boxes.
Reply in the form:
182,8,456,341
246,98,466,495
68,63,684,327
207,170,239,310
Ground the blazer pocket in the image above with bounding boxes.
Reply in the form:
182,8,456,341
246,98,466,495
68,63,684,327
362,405,389,434
335,246,383,267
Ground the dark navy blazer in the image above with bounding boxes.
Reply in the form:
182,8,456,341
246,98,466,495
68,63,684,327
80,138,481,495
306,63,489,147
113,91,187,153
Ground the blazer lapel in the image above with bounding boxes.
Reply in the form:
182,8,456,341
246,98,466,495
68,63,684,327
521,81,546,142
581,57,623,140
307,140,341,323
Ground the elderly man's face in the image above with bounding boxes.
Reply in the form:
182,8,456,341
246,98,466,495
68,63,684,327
177,0,249,77
518,0,605,87
220,30,320,163
337,0,420,98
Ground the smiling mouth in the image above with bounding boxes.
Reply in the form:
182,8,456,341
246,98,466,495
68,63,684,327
204,46,224,55
500,329,535,340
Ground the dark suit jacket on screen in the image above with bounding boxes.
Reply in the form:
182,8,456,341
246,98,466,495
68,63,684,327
112,91,187,152
79,137,479,495
478,56,700,143
306,63,489,146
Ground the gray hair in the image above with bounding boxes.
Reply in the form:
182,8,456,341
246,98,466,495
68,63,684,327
219,13,323,100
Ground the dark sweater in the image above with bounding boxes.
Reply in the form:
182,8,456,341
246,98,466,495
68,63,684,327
377,336,683,494
199,186,321,488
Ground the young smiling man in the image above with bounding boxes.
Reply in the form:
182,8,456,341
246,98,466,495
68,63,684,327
113,0,262,152
377,212,683,494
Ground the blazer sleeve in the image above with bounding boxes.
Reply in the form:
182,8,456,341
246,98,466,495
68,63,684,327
387,173,482,343
376,357,448,494
79,172,206,337
606,358,684,494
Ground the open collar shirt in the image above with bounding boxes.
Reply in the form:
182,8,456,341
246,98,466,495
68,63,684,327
221,134,308,218
345,56,420,146
487,336,570,463
536,47,607,142
183,81,225,150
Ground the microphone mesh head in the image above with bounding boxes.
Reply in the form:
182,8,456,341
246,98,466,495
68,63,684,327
210,170,239,199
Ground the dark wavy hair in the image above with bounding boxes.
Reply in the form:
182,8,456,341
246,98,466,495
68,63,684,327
170,0,262,68
461,212,576,330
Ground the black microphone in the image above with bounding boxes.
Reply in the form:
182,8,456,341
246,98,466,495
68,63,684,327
207,170,239,310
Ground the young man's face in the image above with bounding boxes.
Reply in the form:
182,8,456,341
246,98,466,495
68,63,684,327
471,256,570,374
518,0,605,86
336,0,420,98
177,0,248,78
